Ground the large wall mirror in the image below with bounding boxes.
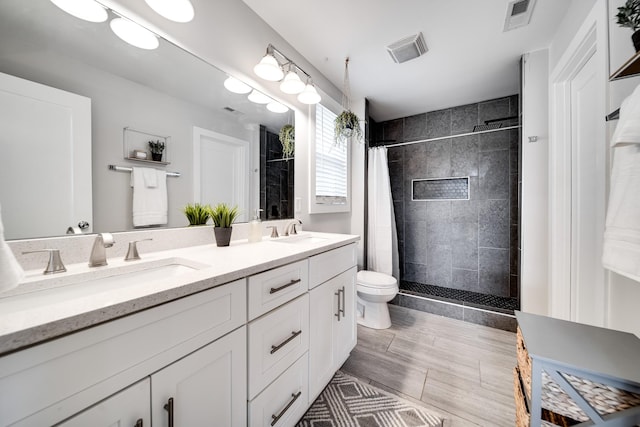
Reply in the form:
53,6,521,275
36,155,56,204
0,0,295,240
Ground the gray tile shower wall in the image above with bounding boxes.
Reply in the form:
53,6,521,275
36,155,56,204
259,126,294,220
374,95,520,300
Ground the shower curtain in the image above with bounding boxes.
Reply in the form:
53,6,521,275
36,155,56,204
367,147,399,279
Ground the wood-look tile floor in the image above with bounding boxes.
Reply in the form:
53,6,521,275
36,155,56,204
340,304,517,427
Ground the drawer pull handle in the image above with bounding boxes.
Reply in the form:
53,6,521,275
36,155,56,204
339,286,346,319
134,419,143,427
270,330,302,354
270,279,301,294
164,397,174,427
271,391,302,426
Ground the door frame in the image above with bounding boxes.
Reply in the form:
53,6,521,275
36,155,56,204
548,0,608,324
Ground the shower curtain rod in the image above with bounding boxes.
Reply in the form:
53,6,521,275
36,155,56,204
378,124,521,148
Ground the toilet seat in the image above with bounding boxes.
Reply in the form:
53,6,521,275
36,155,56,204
357,270,397,289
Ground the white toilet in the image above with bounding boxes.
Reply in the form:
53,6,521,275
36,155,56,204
356,270,398,329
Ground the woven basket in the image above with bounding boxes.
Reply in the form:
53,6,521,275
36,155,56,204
513,367,561,427
516,326,532,399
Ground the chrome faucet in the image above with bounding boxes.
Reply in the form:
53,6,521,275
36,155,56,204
89,233,115,267
284,219,302,236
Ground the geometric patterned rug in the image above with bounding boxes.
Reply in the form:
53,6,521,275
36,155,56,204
296,371,444,427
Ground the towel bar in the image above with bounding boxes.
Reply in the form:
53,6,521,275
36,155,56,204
108,164,180,177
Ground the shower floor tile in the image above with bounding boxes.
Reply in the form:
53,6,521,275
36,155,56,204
400,281,520,314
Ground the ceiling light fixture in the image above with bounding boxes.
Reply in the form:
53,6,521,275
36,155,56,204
223,77,251,94
247,90,272,104
144,0,195,23
50,0,108,22
297,80,321,105
267,101,289,113
254,44,321,104
110,17,159,50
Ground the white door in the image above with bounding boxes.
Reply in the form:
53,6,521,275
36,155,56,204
151,327,247,427
57,379,150,427
569,54,606,326
193,127,250,222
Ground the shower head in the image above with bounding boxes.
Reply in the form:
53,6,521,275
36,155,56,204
472,115,518,133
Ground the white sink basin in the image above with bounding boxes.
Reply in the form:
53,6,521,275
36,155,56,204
271,233,328,244
0,258,207,315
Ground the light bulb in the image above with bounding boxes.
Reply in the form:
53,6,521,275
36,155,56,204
248,90,272,104
224,77,251,94
267,102,289,113
110,18,159,50
254,53,284,81
297,83,321,104
144,0,194,23
279,70,306,94
50,0,108,22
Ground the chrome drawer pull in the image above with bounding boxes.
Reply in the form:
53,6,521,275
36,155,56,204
163,397,174,427
270,279,301,294
134,419,143,427
335,290,341,321
270,330,302,354
339,286,345,319
271,391,302,426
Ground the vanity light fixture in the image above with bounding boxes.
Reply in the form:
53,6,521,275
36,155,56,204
267,101,289,113
247,90,273,104
254,46,284,81
223,77,251,94
279,64,306,95
50,0,108,22
144,0,195,23
297,80,321,105
110,17,159,50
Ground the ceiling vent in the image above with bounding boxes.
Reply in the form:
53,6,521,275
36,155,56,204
503,0,537,32
386,32,428,64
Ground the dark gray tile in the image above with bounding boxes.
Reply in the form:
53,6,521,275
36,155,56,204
427,222,452,246
391,294,464,321
509,94,520,117
479,129,511,152
427,109,451,139
404,221,427,264
426,201,451,224
509,130,520,174
393,201,404,242
426,244,452,287
478,150,509,200
467,176,479,200
451,223,478,270
451,199,478,223
383,119,404,143
388,160,404,200
387,146,404,162
451,103,478,135
479,248,510,296
404,113,428,141
510,174,519,224
451,135,479,177
403,263,427,283
510,225,519,275
510,275,519,299
478,98,510,125
404,191,426,221
452,268,479,292
403,143,428,179
479,199,510,249
426,139,451,178
463,308,516,332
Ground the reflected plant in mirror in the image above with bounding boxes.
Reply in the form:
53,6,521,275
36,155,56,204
0,0,294,240
182,203,211,226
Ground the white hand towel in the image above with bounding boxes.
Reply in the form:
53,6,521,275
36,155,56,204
602,83,640,282
0,203,24,292
131,167,167,227
142,167,157,188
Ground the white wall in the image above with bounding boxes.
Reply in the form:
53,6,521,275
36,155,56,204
521,49,549,316
548,0,597,71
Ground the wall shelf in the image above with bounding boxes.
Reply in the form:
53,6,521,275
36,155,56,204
124,157,170,166
123,127,170,164
610,50,640,81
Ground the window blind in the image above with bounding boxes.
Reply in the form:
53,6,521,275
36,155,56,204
315,104,347,204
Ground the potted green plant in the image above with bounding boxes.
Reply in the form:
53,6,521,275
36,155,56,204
209,203,240,246
182,203,211,226
148,140,165,162
334,110,363,145
617,0,640,51
279,124,295,158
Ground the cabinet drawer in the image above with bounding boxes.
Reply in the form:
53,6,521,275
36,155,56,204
249,354,308,427
248,259,308,321
248,294,309,399
308,243,357,289
0,279,246,426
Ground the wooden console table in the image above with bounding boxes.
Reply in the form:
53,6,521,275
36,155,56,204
515,311,640,426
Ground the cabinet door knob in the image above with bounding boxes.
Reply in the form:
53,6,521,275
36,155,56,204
164,397,174,427
271,391,302,426
270,330,302,354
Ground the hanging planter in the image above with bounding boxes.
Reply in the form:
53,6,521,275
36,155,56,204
279,124,295,158
334,58,363,145
616,0,640,52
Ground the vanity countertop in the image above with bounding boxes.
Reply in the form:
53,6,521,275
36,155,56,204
0,232,359,356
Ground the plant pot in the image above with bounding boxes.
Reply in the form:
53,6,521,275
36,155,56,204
213,226,233,247
633,30,640,52
151,152,163,162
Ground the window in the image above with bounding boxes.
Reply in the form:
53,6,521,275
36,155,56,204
311,104,350,212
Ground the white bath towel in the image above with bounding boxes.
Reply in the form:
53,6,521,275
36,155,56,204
602,84,640,282
0,203,24,292
131,167,167,227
